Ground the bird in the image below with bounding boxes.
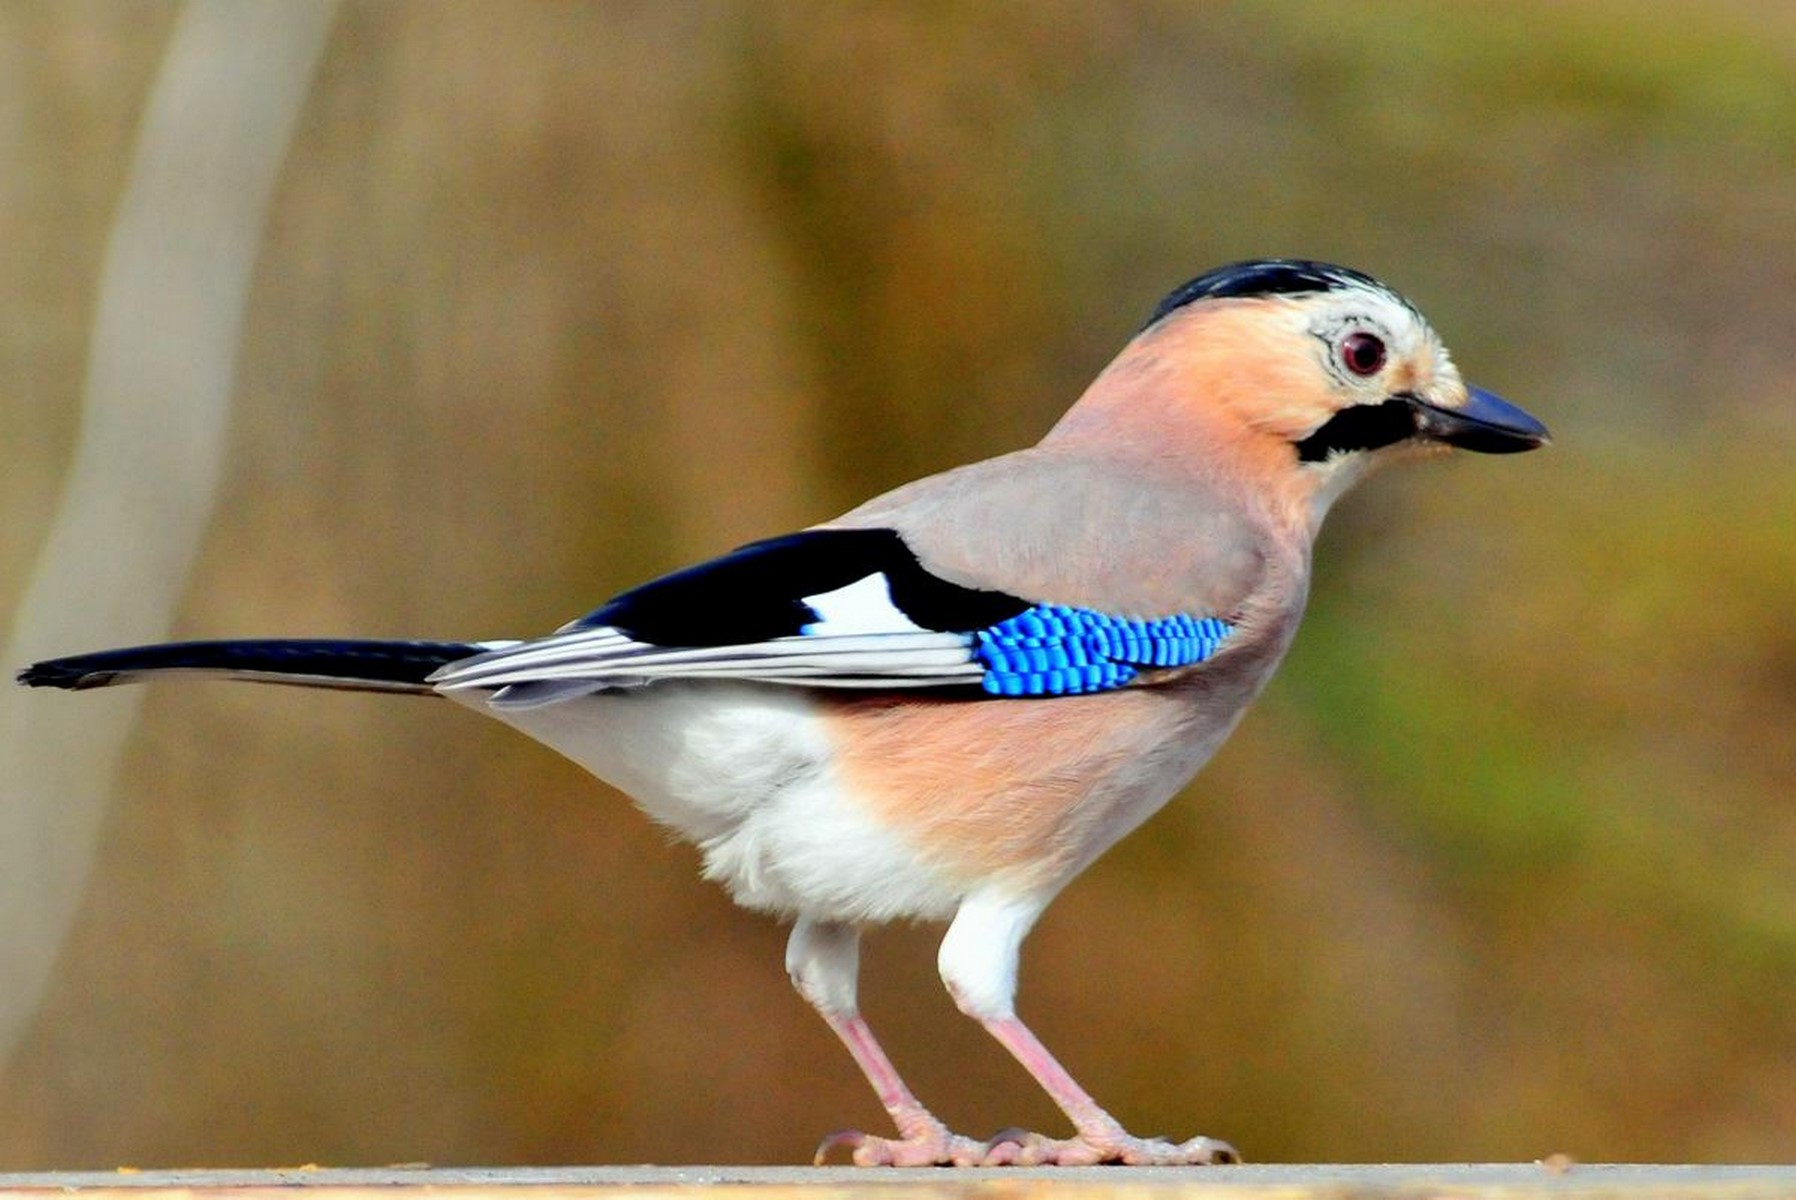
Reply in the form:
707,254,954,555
19,259,1547,1166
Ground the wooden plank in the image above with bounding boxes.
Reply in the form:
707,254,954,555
2,1165,1795,1200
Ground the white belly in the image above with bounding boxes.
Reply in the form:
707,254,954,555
448,681,970,923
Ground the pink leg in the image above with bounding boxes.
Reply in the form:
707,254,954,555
811,1008,998,1166
789,918,1013,1166
938,891,1238,1165
979,1015,1238,1165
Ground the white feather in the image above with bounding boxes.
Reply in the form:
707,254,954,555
445,682,975,921
799,573,925,636
431,627,981,694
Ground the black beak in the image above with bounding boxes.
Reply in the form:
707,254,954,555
1412,387,1549,454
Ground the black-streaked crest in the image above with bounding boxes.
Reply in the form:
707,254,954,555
1143,259,1414,331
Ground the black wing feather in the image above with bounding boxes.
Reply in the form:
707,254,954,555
579,528,1029,646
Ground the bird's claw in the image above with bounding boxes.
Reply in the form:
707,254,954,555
1062,1131,1241,1165
816,1123,1238,1167
972,1128,1240,1166
978,1126,1033,1162
813,1125,989,1167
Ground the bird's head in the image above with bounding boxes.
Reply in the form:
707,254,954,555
1049,259,1548,528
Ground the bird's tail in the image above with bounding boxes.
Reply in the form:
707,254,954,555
15,638,506,695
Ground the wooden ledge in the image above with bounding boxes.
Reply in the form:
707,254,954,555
1,1164,1794,1200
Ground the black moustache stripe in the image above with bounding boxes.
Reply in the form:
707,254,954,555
1294,398,1419,462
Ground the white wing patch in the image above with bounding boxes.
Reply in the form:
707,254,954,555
799,573,926,636
429,622,984,709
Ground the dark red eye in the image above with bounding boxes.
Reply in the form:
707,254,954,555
1340,331,1386,377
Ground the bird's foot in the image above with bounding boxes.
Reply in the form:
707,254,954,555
816,1121,1238,1167
983,1126,1240,1166
814,1121,991,1167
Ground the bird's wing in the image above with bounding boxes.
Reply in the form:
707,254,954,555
828,446,1276,620
429,528,1235,708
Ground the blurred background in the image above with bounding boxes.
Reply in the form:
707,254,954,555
3,0,1794,1170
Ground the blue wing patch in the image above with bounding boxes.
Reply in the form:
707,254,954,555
973,605,1233,697
436,598,1231,702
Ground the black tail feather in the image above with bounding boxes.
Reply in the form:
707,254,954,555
16,639,491,694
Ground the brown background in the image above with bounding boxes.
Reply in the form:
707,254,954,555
2,0,1794,1169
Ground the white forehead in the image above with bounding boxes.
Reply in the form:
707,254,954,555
1304,279,1435,351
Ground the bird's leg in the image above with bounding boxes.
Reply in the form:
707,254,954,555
939,891,1239,1166
788,917,990,1166
973,1013,1238,1164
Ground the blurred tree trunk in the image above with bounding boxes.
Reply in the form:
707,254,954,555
0,0,339,1069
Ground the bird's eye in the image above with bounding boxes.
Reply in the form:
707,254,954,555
1339,331,1386,377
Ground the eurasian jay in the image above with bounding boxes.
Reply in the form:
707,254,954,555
19,259,1547,1166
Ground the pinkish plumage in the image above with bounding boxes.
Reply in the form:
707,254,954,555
19,260,1548,1166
